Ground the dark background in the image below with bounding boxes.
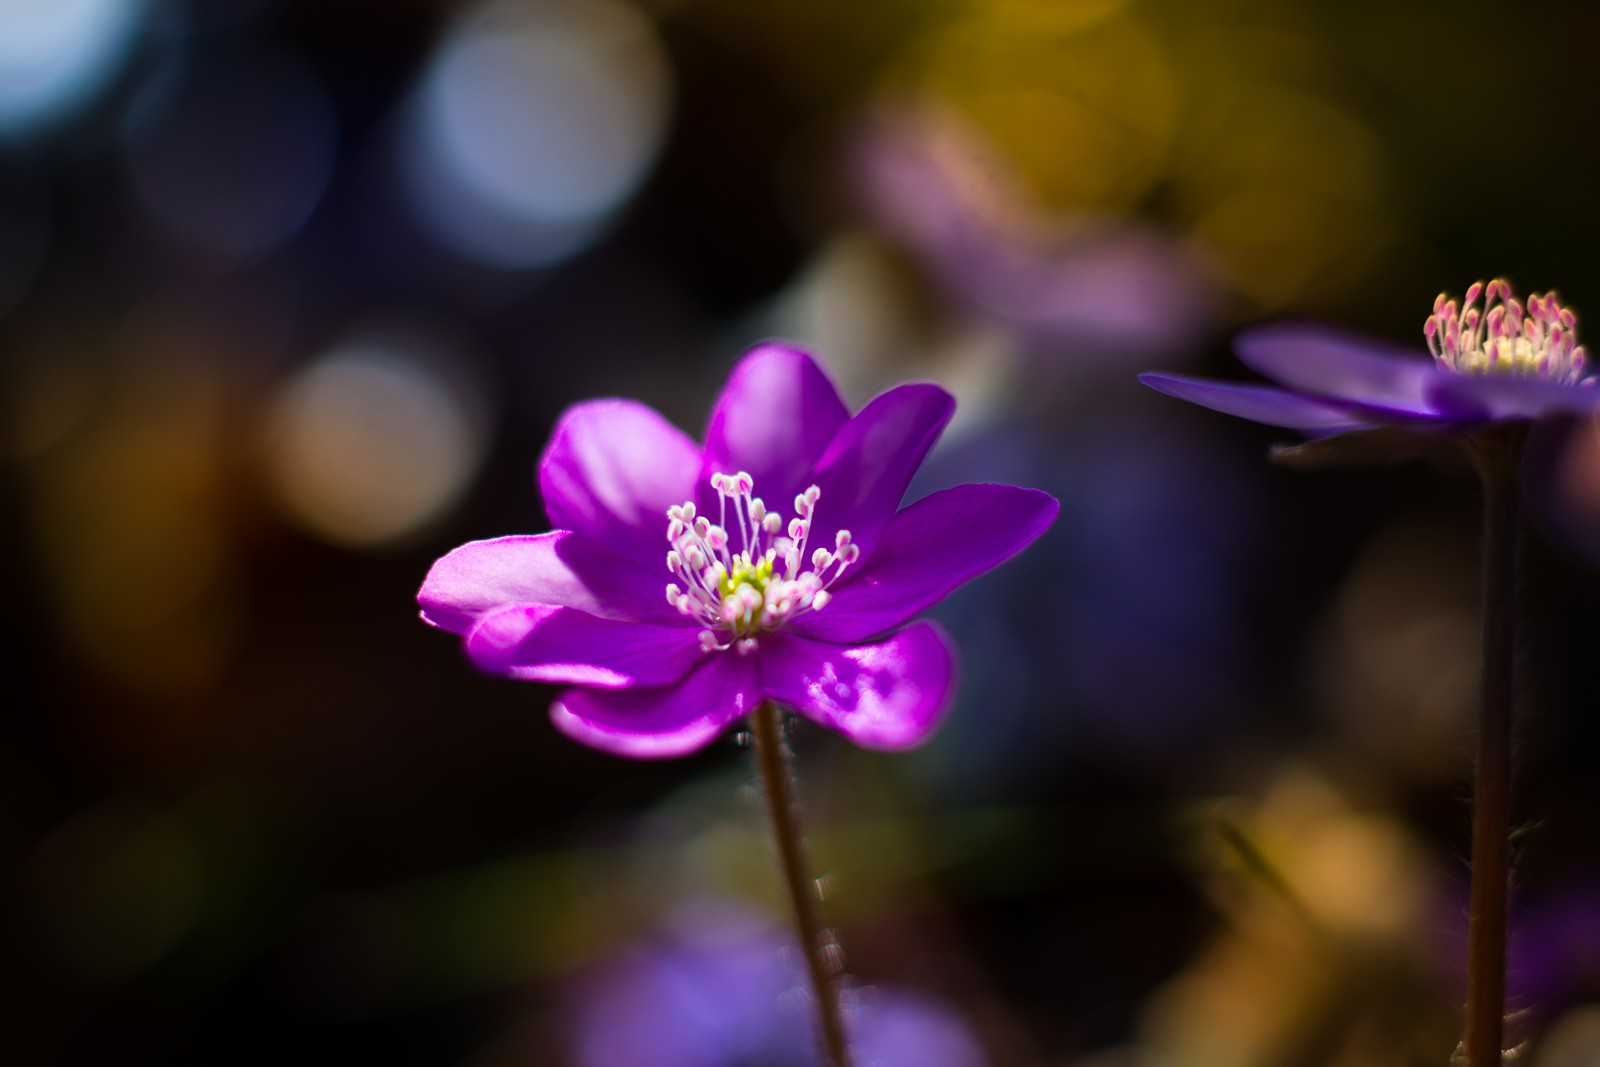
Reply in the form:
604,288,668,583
6,0,1600,1063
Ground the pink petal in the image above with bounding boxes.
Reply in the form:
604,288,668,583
417,532,671,633
550,653,759,759
540,399,703,557
806,383,955,566
791,485,1058,643
467,605,704,687
758,622,957,750
698,343,850,514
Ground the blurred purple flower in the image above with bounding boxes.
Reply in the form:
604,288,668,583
1509,881,1600,1012
903,408,1264,786
852,104,1211,359
419,343,1057,758
1141,280,1600,439
568,901,986,1067
1433,877,1600,1014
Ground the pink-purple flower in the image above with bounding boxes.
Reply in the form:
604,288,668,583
418,343,1058,758
1140,280,1600,437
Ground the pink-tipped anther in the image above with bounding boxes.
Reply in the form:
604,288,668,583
1424,278,1589,384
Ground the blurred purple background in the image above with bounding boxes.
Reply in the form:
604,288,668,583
7,1,1600,1064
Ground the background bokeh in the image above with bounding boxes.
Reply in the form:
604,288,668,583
7,0,1600,1064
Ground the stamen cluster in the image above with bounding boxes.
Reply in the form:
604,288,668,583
664,471,859,655
1425,278,1589,385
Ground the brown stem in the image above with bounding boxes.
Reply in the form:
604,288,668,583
750,701,852,1067
1463,428,1524,1067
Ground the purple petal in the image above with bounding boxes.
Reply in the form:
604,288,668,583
467,605,703,687
758,622,956,750
698,343,850,513
418,532,674,633
1425,373,1600,422
792,484,1059,643
540,399,703,557
418,533,603,633
420,534,569,634
1234,324,1442,415
805,383,955,566
1138,372,1369,432
550,532,679,621
550,653,758,759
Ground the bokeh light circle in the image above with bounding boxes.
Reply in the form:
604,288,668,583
264,326,491,547
402,0,672,268
0,0,146,137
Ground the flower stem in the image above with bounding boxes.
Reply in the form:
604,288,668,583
1463,428,1524,1067
750,701,852,1067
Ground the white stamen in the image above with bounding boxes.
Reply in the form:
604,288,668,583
662,472,854,650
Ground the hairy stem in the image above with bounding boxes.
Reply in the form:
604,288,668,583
751,701,851,1067
1464,429,1524,1067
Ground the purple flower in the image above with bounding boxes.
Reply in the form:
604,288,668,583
1140,280,1600,440
851,103,1211,360
567,899,987,1067
418,343,1058,758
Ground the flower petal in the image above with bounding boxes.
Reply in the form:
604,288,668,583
1425,373,1600,422
1234,324,1443,415
467,604,703,687
550,653,758,759
791,484,1059,642
419,533,597,633
540,399,703,556
699,343,850,513
1138,372,1369,432
805,383,956,565
759,622,956,750
550,532,679,620
418,531,674,632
